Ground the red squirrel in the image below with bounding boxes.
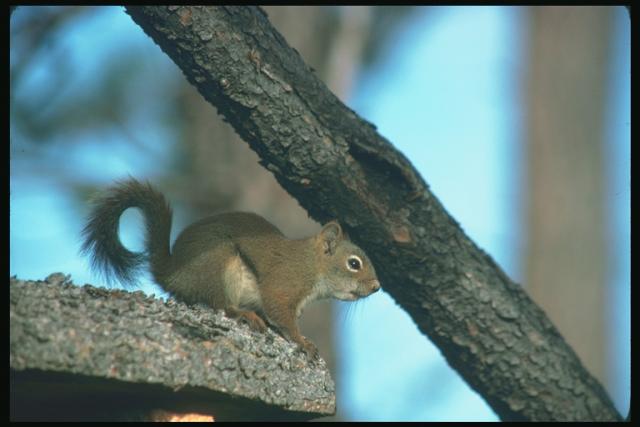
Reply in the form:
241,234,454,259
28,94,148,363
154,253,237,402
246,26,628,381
81,178,381,358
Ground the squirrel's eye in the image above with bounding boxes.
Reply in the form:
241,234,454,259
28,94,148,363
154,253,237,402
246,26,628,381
346,255,362,272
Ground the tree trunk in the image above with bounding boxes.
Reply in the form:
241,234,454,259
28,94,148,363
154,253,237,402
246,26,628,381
525,6,612,389
124,6,621,421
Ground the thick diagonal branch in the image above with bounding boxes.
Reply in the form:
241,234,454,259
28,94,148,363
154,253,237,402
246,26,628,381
124,6,621,421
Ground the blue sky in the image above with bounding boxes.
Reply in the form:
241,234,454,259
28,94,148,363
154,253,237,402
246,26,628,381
10,6,629,421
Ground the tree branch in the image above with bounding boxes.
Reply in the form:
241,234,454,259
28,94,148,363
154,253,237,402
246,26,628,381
10,274,334,421
124,6,621,421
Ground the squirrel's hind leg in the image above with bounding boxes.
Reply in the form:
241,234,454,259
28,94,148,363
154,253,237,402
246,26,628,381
224,307,267,332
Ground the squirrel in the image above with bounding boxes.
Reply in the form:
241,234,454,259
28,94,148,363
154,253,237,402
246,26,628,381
81,178,381,358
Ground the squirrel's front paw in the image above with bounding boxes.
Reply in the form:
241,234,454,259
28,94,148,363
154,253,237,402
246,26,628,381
299,336,319,360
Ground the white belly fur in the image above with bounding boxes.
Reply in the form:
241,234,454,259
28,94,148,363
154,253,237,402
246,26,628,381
223,254,263,311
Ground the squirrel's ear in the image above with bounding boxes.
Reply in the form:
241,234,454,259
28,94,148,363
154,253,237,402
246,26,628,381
320,221,343,255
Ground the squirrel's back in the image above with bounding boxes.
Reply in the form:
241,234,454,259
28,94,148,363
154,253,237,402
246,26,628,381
168,211,295,287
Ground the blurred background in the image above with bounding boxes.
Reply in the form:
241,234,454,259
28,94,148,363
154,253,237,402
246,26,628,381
10,6,629,421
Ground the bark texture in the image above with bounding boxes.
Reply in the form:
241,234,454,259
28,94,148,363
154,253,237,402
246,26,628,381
10,274,335,421
124,6,621,421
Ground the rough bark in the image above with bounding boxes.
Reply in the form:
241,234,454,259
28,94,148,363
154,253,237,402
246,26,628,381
123,6,622,421
10,274,335,421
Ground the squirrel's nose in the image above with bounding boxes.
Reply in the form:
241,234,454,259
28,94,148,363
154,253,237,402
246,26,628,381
371,280,381,292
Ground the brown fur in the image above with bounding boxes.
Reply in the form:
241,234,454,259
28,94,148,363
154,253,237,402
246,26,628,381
82,178,381,358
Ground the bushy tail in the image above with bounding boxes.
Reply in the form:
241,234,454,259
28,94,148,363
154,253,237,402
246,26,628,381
80,178,173,287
